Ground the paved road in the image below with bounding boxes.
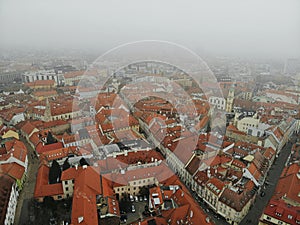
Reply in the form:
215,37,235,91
239,134,297,225
14,138,39,225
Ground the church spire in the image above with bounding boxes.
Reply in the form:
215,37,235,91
44,98,52,122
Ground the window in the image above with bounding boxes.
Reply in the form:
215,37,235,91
64,181,68,185
66,187,69,191
288,215,293,220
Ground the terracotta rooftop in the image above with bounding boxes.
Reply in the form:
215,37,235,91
219,183,255,212
25,79,55,87
274,163,300,203
262,198,300,225
206,177,225,196
36,142,64,154
0,163,25,180
71,166,101,225
34,165,64,198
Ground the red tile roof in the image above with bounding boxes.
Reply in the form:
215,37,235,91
219,184,255,212
97,150,164,171
43,120,69,129
64,70,85,79
275,163,300,203
167,187,214,225
25,80,55,87
206,177,225,196
262,199,300,225
71,166,101,225
39,146,81,162
202,154,232,168
195,115,209,130
248,162,262,181
36,142,64,154
146,180,214,225
171,134,198,165
29,131,41,147
193,170,209,186
21,121,38,136
0,163,25,180
0,139,28,163
33,90,57,97
231,159,247,169
102,163,174,187
34,165,64,198
263,147,276,160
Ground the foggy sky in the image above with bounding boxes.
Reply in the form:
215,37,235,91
0,0,299,58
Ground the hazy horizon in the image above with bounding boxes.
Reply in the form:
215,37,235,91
0,0,299,59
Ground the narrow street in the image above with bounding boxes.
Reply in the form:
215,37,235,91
14,138,39,225
239,134,297,225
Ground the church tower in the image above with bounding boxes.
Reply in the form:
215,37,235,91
44,98,52,122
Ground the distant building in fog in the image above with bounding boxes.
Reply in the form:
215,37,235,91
23,69,63,85
0,71,22,83
284,58,300,75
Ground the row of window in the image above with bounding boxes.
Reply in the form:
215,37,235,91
116,186,137,192
266,215,300,224
131,178,155,185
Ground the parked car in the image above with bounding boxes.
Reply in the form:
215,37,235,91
135,196,138,202
129,195,134,202
144,196,147,201
139,196,143,201
131,205,136,213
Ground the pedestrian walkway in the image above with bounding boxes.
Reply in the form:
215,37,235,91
14,138,39,225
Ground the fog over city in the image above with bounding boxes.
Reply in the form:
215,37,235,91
0,0,299,58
